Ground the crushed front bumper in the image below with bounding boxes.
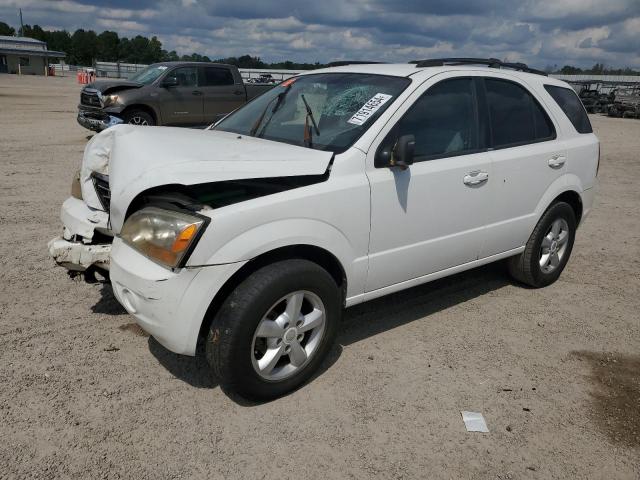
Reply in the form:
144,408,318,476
77,109,123,132
48,237,111,271
48,197,112,272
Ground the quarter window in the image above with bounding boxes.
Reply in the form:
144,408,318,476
485,78,555,148
203,67,234,86
389,78,479,160
544,85,593,134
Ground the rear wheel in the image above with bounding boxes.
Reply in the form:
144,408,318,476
508,202,576,288
205,259,341,400
123,109,154,126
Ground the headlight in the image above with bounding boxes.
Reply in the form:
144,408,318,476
120,207,208,269
101,94,119,107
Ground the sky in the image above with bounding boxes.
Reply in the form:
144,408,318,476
1,0,639,68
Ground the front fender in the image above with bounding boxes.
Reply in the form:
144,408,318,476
190,217,354,268
187,217,367,299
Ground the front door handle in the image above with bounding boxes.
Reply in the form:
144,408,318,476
233,90,244,96
548,155,566,169
192,90,203,96
463,170,489,186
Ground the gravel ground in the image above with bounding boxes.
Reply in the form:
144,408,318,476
0,74,638,479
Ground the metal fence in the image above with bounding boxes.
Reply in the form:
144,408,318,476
91,62,303,81
550,74,640,84
51,62,640,85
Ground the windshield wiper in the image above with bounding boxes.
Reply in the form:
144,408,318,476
301,94,320,148
249,84,292,137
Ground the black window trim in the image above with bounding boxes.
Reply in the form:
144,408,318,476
376,76,486,165
543,83,593,134
480,76,557,151
200,65,237,87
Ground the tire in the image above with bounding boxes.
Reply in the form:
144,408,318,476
122,109,155,126
205,259,341,400
508,201,576,288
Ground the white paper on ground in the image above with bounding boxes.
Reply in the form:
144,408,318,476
461,411,489,433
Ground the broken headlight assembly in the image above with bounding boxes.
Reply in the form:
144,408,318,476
101,94,119,107
120,207,209,269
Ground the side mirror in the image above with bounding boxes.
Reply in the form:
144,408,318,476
393,134,415,169
162,76,179,88
375,134,415,169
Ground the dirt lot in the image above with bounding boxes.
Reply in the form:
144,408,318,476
0,74,638,479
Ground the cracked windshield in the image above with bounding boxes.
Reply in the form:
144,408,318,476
215,73,410,153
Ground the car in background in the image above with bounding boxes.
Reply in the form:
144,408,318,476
77,62,274,131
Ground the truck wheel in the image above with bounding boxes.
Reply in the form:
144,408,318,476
123,110,154,126
508,202,576,288
205,259,341,400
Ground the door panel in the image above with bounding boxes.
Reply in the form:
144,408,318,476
156,66,203,125
481,142,566,257
366,76,493,292
479,77,565,258
367,152,493,291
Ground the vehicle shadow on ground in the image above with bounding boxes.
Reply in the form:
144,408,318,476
339,262,510,346
144,261,511,404
148,337,219,389
91,283,127,315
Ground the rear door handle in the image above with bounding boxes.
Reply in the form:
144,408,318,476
233,90,244,96
548,155,566,169
463,170,489,186
192,90,203,96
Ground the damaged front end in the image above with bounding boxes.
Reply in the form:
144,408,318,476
48,129,122,278
50,124,334,279
48,185,113,278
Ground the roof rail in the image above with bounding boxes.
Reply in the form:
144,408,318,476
411,58,548,76
327,61,386,67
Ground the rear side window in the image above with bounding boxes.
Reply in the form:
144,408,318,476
202,67,235,86
485,78,555,148
544,85,593,134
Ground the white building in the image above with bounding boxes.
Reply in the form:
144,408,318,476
0,35,65,75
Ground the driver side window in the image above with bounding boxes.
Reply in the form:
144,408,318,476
170,67,197,87
389,77,479,161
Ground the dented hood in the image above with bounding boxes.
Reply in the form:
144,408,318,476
82,125,333,231
85,79,143,95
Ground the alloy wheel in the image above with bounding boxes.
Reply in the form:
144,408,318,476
251,290,326,381
128,116,149,126
539,218,570,273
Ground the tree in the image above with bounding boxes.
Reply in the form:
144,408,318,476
22,24,47,41
162,50,180,62
70,29,98,66
559,65,582,74
46,30,72,54
97,31,119,62
181,53,211,62
0,21,15,36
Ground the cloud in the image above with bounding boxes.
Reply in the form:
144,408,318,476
0,0,638,67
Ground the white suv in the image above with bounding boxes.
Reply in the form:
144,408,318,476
52,59,599,399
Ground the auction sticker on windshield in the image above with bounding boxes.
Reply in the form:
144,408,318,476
347,93,393,126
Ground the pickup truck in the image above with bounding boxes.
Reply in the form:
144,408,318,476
52,59,598,399
77,61,274,131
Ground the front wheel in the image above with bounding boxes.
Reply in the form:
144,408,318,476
122,109,155,126
508,202,576,288
205,259,341,400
